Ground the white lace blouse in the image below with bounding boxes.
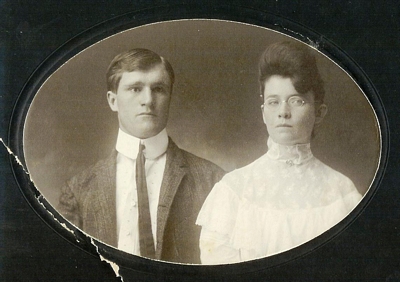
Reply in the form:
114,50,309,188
196,138,362,265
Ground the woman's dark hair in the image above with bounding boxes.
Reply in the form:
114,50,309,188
259,41,325,103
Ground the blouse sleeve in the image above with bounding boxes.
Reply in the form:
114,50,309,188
342,180,363,212
196,178,242,264
199,228,240,265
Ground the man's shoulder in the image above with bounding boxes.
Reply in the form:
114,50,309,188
168,139,225,176
67,151,117,187
181,149,221,170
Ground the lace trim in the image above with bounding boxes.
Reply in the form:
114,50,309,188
266,138,313,165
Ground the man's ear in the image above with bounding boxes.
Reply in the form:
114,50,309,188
315,103,328,125
107,91,118,112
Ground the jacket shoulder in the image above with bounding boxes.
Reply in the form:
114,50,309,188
58,152,116,227
182,149,224,174
168,140,225,183
65,152,116,189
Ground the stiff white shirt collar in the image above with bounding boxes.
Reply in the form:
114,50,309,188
116,128,169,160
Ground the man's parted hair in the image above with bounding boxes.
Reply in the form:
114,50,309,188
258,41,325,104
106,48,175,93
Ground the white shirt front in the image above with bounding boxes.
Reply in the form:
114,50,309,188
115,128,168,255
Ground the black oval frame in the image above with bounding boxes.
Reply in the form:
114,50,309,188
8,3,388,279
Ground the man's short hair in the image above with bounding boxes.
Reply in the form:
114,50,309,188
106,48,175,93
258,41,325,104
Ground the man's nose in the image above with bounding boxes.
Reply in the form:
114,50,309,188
140,88,153,106
278,101,291,119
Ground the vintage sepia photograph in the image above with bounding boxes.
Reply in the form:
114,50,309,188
22,20,381,265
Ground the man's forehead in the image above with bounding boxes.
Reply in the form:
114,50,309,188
119,66,170,84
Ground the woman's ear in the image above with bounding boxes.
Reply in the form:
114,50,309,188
260,94,268,124
261,105,267,125
315,104,328,125
107,91,118,112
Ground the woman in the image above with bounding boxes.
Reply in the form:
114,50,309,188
196,41,362,264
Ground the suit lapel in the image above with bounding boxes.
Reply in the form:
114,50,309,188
155,139,187,259
85,151,118,247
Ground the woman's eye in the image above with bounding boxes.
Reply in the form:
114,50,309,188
290,98,304,106
267,99,279,105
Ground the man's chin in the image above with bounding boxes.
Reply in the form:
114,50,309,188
131,127,164,139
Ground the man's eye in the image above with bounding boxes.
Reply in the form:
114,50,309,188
129,87,141,92
153,86,166,93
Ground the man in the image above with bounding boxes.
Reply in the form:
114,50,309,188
58,48,224,264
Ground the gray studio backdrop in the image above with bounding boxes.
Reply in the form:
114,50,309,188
23,20,380,206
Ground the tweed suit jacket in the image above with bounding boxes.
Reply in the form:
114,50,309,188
58,138,225,263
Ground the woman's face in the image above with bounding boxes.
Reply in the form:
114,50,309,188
262,75,326,146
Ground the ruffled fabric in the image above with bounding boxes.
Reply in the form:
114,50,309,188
231,189,361,259
196,138,362,264
196,181,241,237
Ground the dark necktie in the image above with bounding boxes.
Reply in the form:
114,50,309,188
136,143,155,258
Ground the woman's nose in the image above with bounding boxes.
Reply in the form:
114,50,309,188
278,101,291,118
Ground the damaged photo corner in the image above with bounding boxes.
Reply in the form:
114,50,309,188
4,19,383,279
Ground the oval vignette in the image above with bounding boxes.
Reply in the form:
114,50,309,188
22,19,381,265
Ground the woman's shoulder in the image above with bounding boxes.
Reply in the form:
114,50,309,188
312,158,362,200
196,169,243,234
218,153,268,196
314,158,353,182
196,154,268,230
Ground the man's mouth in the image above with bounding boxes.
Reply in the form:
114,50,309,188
138,112,156,116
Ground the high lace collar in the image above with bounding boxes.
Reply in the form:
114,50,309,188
266,138,313,165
